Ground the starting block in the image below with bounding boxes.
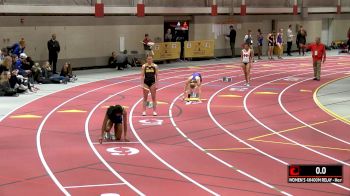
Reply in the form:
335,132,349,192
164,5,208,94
146,101,153,108
222,77,232,82
185,97,201,101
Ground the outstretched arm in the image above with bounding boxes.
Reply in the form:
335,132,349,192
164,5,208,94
140,64,145,88
183,78,190,99
122,109,129,141
100,114,108,139
197,78,202,100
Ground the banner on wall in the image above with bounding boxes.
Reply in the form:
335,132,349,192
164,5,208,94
184,40,214,58
153,42,181,61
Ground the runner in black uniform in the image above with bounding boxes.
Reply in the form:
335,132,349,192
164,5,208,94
141,56,159,116
99,105,129,144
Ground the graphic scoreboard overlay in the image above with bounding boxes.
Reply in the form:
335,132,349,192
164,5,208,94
288,165,343,183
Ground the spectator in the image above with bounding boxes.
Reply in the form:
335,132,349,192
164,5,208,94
11,38,26,57
287,24,294,56
0,49,4,64
108,51,118,68
296,25,307,56
306,37,326,81
267,31,276,60
0,56,12,77
116,50,129,70
276,28,284,59
0,71,17,96
14,53,31,76
60,62,77,82
164,29,173,42
226,25,236,57
256,29,263,60
143,34,153,57
47,34,60,74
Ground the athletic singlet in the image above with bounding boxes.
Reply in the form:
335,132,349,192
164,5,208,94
257,34,263,46
242,49,251,63
268,35,274,46
277,34,283,44
144,64,156,80
107,106,123,124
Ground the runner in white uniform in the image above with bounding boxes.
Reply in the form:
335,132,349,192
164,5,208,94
241,43,252,86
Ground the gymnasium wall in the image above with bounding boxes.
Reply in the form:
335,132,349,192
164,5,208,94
0,14,349,68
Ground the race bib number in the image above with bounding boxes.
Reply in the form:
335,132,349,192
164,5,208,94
314,50,318,56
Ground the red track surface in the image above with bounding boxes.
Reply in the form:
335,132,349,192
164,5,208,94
1,57,350,196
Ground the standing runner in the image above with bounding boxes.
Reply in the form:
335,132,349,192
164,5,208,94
241,43,253,86
276,29,284,59
257,29,263,60
267,32,275,60
141,55,159,116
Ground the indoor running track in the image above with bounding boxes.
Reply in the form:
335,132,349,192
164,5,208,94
1,56,350,196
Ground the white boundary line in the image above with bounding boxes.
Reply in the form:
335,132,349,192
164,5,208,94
243,71,350,167
169,69,296,195
207,65,350,192
128,70,250,195
64,182,125,189
92,141,141,145
0,61,230,122
84,68,244,195
35,63,238,195
278,77,350,145
85,85,145,196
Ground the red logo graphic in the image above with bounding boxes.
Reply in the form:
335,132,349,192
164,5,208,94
289,165,300,176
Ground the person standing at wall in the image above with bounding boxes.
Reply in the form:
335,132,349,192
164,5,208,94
47,34,60,74
276,28,284,59
256,29,263,60
143,34,153,57
296,26,307,56
287,24,294,56
226,25,236,57
164,29,173,42
306,37,326,81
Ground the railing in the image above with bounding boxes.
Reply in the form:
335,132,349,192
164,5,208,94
0,0,346,7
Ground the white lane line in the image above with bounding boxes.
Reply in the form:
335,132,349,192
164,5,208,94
37,78,140,196
86,68,245,195
132,116,171,118
92,142,141,145
85,85,146,196
244,71,350,167
278,77,350,145
0,61,228,122
64,183,125,189
36,64,236,195
129,70,251,195
169,71,296,195
208,65,350,192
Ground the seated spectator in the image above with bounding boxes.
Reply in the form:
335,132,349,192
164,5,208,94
108,51,118,69
10,38,26,57
13,53,36,92
14,53,32,76
0,56,12,74
0,71,18,96
116,50,129,70
32,62,42,83
60,62,77,82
